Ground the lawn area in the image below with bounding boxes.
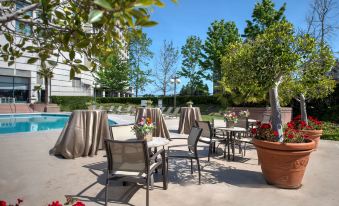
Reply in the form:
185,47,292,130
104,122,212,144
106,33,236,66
322,122,339,141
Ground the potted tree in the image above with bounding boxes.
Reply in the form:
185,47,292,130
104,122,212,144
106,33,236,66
221,21,319,188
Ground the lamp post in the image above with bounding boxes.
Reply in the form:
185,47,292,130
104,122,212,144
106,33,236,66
170,76,181,108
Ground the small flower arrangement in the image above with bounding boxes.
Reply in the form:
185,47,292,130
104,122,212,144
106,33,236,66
287,115,323,130
238,110,250,118
223,112,238,123
186,101,193,107
0,197,85,206
132,117,155,137
0,198,23,206
251,121,305,143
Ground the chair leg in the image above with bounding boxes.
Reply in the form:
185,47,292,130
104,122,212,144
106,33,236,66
162,161,168,190
208,144,211,162
105,179,109,206
196,158,201,185
150,174,154,190
243,142,247,157
146,176,150,206
190,159,193,174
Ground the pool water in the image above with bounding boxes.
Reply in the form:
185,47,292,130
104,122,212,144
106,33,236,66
0,114,116,134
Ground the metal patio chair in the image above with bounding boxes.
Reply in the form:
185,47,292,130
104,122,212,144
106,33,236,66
104,139,167,206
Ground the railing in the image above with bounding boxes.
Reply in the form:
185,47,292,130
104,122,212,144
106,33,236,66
0,97,16,104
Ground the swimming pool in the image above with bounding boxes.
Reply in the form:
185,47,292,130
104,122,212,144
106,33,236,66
0,113,117,134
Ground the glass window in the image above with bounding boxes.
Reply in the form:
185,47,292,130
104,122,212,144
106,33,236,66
0,75,30,103
72,77,81,88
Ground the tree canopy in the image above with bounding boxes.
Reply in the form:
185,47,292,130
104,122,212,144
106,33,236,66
244,0,286,40
202,20,241,93
178,35,206,95
0,0,175,78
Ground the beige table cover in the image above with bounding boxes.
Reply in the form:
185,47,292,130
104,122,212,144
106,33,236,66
51,110,111,159
178,107,202,134
135,107,170,139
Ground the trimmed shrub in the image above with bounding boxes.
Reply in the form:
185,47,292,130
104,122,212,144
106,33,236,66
50,96,93,111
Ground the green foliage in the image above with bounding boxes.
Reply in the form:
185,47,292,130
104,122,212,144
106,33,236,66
127,32,153,97
179,82,209,96
244,0,286,39
50,96,92,111
221,21,298,104
0,0,169,79
96,51,130,92
178,36,206,95
202,20,241,88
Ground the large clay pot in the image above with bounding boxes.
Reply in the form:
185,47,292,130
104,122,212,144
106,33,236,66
253,138,315,189
300,130,323,150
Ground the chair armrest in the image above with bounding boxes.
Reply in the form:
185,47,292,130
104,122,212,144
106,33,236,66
170,137,187,140
167,144,187,149
150,148,165,162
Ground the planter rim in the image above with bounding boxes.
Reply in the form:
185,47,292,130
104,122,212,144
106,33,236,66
253,138,315,151
300,129,323,133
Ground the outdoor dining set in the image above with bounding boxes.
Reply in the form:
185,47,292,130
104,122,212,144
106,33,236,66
51,106,267,206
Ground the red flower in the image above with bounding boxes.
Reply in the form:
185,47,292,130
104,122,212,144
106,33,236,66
288,134,294,139
73,201,85,206
0,200,6,206
256,121,261,126
17,199,23,205
260,123,271,129
251,128,257,134
48,201,63,206
287,122,294,129
273,131,279,137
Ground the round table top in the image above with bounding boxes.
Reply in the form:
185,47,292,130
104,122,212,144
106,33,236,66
215,127,247,132
147,137,170,148
248,119,257,123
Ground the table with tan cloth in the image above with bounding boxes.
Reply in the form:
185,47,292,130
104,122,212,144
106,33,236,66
135,107,171,140
51,110,111,159
178,107,202,134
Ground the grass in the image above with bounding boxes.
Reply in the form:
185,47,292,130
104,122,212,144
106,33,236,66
321,121,339,141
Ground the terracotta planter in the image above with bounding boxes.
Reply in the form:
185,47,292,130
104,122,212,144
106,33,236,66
300,130,323,150
253,138,315,189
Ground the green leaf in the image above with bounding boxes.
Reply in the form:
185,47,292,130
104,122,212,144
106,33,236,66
69,50,75,60
48,60,58,66
70,69,75,79
2,43,9,52
54,10,65,19
88,10,104,23
94,0,112,10
135,0,154,7
77,64,89,71
4,33,13,44
74,59,82,63
27,57,38,64
138,20,158,27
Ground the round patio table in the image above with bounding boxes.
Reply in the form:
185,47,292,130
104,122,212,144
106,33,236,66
51,110,110,159
135,107,171,139
215,127,247,161
178,107,202,134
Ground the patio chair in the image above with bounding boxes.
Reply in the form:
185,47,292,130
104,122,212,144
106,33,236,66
195,120,221,162
166,127,204,184
98,105,103,110
104,139,167,206
167,107,181,119
262,114,271,124
115,106,122,114
108,105,115,113
110,124,135,140
234,118,253,157
162,107,173,117
119,106,132,114
160,107,166,112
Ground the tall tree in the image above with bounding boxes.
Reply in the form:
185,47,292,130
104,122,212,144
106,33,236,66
0,0,173,78
38,66,53,104
179,81,209,96
178,35,205,95
153,40,179,96
95,52,130,94
202,20,241,94
222,21,300,141
128,32,153,97
244,0,286,40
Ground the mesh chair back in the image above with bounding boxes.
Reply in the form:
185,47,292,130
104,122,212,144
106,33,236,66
195,121,212,138
171,107,181,116
105,139,148,173
110,124,135,140
164,107,173,115
187,127,203,152
125,106,132,112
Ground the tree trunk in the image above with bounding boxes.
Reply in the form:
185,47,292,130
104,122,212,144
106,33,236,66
269,78,283,142
300,93,308,125
44,77,49,104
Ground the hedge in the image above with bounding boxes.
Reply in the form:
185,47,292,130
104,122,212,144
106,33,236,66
50,96,93,111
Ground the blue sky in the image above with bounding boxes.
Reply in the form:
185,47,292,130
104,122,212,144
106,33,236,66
142,0,339,96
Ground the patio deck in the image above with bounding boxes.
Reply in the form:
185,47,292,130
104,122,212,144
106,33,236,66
0,115,338,206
